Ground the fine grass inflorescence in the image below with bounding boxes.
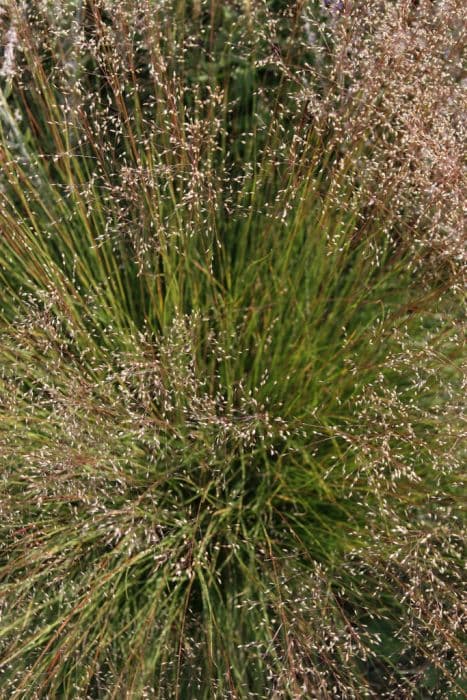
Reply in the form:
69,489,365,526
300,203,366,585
0,1,465,698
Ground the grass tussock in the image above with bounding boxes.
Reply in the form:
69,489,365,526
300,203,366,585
0,1,465,698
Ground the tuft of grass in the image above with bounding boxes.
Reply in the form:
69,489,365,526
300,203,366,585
0,1,465,697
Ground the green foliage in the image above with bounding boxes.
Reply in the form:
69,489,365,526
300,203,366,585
0,1,465,697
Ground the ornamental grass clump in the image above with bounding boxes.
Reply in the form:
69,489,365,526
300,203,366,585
0,1,465,698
